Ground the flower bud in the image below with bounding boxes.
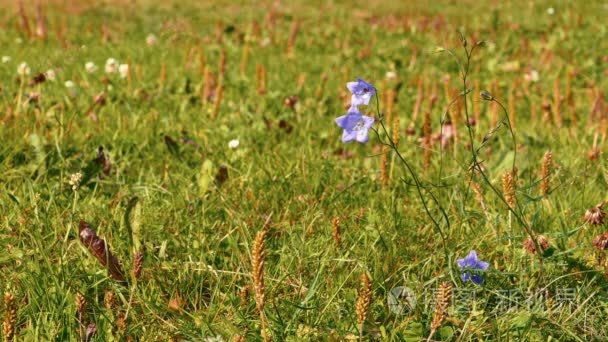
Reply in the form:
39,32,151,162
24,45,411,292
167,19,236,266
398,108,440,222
480,90,494,101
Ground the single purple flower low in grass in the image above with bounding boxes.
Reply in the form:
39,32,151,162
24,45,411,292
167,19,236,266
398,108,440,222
457,250,489,285
347,78,376,106
335,107,375,143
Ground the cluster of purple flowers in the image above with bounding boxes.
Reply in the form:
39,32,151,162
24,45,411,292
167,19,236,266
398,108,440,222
457,250,489,284
335,79,376,143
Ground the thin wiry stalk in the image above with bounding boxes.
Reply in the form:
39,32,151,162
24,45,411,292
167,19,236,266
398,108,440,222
372,94,450,266
443,34,544,275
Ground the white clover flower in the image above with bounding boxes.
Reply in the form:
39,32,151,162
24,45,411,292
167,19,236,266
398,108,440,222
2,56,11,63
69,172,83,191
65,80,75,88
547,7,555,15
260,37,271,47
146,33,158,46
45,69,56,81
105,58,118,74
228,139,240,149
17,62,30,76
524,69,539,82
85,62,98,73
385,71,397,80
119,64,129,79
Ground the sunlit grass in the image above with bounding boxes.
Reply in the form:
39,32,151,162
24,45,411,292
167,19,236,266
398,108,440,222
1,0,608,340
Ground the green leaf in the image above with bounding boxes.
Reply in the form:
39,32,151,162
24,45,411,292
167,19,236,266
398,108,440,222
124,196,142,251
29,133,46,174
199,160,215,196
439,326,454,340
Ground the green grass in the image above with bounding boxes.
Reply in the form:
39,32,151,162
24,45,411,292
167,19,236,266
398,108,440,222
2,0,608,340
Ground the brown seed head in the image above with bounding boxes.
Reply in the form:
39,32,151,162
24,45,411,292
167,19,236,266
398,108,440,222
94,92,106,106
523,235,550,254
592,232,608,250
104,290,115,310
78,220,126,283
75,292,87,328
331,216,341,247
588,147,600,161
116,311,127,332
283,95,298,109
406,124,416,136
540,151,553,196
252,229,267,312
133,250,143,279
251,225,270,342
30,73,46,86
584,203,605,225
355,273,373,331
3,292,17,341
430,282,452,333
502,171,516,208
239,286,250,306
380,145,389,186
85,323,97,342
392,115,400,145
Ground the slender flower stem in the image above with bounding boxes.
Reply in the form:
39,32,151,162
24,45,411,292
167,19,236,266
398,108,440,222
373,96,451,266
445,35,543,274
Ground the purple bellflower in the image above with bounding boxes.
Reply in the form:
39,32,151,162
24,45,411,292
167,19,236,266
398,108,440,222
456,250,489,285
347,78,376,106
335,106,375,143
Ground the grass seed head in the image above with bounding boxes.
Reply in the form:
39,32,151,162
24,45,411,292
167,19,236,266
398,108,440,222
116,311,127,333
355,273,372,334
331,216,341,247
392,115,400,145
3,292,16,341
251,226,270,341
104,290,115,310
380,145,389,186
502,171,516,208
540,150,553,196
133,249,144,279
430,282,452,334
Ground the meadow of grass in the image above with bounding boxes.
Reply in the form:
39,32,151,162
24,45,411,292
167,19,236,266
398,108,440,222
2,0,608,340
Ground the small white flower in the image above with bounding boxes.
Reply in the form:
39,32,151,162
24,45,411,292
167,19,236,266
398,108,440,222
228,139,240,149
69,172,83,191
17,62,30,76
105,58,118,74
260,37,271,47
118,64,129,79
524,69,540,82
65,80,75,88
2,56,11,63
385,71,397,80
85,62,98,73
547,7,555,15
45,69,56,81
146,33,158,46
